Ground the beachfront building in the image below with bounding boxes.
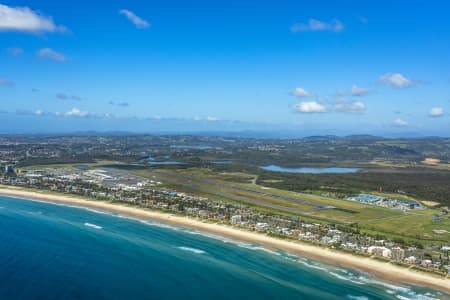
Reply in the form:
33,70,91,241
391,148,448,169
4,165,14,174
405,256,417,264
368,246,392,258
231,215,242,224
255,222,269,231
391,247,405,262
421,259,432,268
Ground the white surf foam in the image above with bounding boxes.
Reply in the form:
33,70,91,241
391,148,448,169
329,272,366,285
177,246,206,254
347,296,369,300
84,222,103,229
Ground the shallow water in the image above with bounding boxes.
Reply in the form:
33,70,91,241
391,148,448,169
261,165,360,174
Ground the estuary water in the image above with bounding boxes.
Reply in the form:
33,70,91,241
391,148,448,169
0,196,446,300
261,165,360,174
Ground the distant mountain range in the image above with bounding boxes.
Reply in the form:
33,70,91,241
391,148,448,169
2,130,449,141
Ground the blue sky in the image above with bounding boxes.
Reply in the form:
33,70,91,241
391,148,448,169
1,0,450,136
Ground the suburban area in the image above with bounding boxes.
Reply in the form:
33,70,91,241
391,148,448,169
1,134,449,277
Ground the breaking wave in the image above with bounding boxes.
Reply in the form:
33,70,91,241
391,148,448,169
84,222,103,229
177,246,206,254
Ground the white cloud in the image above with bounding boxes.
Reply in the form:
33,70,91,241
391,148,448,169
206,116,220,122
101,113,115,119
291,96,366,114
37,48,67,62
291,19,344,32
351,85,369,96
7,47,23,56
0,4,66,33
193,116,221,122
58,107,114,119
379,73,413,88
429,107,444,118
292,87,312,97
337,85,369,97
34,109,45,116
18,107,115,120
292,101,326,113
119,9,150,29
333,101,366,112
63,107,90,118
391,118,408,127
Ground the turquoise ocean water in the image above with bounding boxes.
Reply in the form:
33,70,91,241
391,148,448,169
0,196,447,300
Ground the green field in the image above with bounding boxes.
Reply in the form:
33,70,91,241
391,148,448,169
131,167,449,245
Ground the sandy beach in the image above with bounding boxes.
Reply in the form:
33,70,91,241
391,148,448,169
1,186,449,294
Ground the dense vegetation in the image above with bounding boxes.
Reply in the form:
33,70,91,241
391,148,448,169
256,169,450,206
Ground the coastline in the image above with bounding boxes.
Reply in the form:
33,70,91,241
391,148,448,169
1,186,449,294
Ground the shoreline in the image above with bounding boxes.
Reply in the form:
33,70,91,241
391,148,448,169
1,186,449,294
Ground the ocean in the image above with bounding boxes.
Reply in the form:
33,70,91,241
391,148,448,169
0,196,447,300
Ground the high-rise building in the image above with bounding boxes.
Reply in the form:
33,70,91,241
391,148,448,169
392,247,405,262
4,165,14,174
